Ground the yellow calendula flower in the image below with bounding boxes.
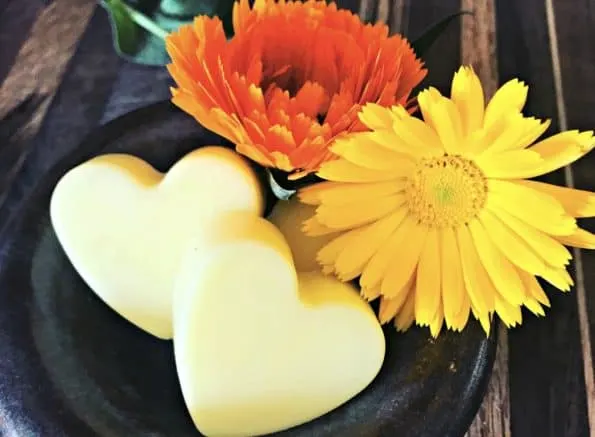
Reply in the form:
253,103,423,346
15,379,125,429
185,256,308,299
298,65,595,337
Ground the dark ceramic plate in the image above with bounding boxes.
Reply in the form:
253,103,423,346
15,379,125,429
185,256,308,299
0,101,496,437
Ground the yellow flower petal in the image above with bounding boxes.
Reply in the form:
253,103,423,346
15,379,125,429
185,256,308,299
523,297,546,317
518,271,551,307
467,219,526,306
383,267,418,307
451,66,484,136
482,114,550,154
515,180,595,218
539,265,573,292
390,106,444,156
471,306,492,337
478,210,545,275
483,78,528,128
487,207,572,268
394,292,416,332
474,149,544,179
366,130,437,160
378,274,414,323
301,216,336,236
456,225,494,316
486,179,577,236
440,228,466,329
415,229,442,325
360,215,417,291
316,229,362,268
299,180,406,206
361,286,381,301
333,209,407,280
557,228,595,249
317,158,406,182
450,294,471,331
494,293,523,328
418,87,464,154
331,133,415,170
429,300,444,338
380,221,427,298
417,86,443,130
314,193,404,229
358,103,395,130
379,296,400,324
466,117,504,156
521,130,595,178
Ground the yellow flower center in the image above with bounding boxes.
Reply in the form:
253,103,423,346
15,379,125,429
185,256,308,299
406,155,488,228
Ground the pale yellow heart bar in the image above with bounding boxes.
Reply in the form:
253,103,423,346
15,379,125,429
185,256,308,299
173,212,386,437
50,146,264,339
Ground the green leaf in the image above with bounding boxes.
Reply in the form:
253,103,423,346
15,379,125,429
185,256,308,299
100,0,236,66
410,11,473,58
101,0,141,56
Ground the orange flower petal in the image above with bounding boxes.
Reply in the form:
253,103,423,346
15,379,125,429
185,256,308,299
166,0,426,176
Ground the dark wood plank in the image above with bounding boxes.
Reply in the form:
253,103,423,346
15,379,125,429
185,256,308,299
0,5,121,238
460,2,512,436
388,0,407,34
465,325,511,437
496,0,590,435
0,0,95,114
0,0,97,228
460,0,498,98
550,0,595,427
406,0,461,94
0,0,46,86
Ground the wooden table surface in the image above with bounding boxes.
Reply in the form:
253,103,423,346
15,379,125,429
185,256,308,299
1,0,594,436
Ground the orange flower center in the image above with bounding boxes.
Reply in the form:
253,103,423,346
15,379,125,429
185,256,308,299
253,29,353,115
405,155,488,228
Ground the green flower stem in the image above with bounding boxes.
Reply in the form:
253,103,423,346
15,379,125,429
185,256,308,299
123,3,169,40
267,170,297,201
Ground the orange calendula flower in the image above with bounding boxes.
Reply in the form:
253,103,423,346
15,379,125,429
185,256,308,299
165,0,426,178
299,66,595,337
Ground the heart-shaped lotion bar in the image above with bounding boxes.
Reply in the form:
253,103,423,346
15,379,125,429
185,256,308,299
173,213,386,437
50,146,263,339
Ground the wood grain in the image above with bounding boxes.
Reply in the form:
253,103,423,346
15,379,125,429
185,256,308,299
0,0,96,221
389,0,407,34
0,0,95,114
0,7,124,237
0,0,45,86
406,0,461,94
548,0,595,432
497,0,590,435
460,0,498,97
460,3,512,435
465,326,511,437
358,0,376,23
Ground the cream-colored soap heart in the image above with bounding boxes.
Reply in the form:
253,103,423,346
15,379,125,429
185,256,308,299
173,212,385,437
50,146,263,339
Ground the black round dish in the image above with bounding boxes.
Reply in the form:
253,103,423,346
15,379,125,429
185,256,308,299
0,101,497,437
